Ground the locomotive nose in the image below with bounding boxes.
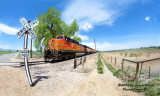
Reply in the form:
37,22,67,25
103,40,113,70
48,40,55,50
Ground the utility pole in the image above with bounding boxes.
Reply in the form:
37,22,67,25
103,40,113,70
30,38,32,58
28,20,32,58
94,38,96,50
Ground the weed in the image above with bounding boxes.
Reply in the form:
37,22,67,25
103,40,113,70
140,71,144,75
16,52,21,58
125,52,128,57
113,70,120,77
132,69,136,73
97,52,104,74
156,76,160,81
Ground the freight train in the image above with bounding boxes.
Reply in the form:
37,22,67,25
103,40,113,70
44,35,96,61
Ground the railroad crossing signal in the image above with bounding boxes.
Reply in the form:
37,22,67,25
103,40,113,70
16,18,39,39
16,18,39,86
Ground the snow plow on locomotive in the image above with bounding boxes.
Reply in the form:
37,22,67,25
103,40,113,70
44,35,96,61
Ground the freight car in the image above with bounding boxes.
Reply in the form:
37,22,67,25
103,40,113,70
44,35,96,61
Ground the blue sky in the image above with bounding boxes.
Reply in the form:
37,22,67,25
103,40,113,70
0,0,160,51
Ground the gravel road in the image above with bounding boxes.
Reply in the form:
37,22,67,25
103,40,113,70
0,53,142,96
0,52,18,63
0,54,95,96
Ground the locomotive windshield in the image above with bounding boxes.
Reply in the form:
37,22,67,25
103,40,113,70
57,36,63,39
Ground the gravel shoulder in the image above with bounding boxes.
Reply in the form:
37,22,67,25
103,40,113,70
0,54,96,96
0,53,142,96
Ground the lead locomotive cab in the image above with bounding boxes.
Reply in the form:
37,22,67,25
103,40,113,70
44,35,80,62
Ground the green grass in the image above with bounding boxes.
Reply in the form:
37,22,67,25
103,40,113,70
113,70,120,77
101,54,117,76
144,77,160,96
0,51,16,55
132,69,136,73
129,53,139,57
32,51,44,57
16,52,21,58
16,51,44,58
125,52,128,57
97,52,104,74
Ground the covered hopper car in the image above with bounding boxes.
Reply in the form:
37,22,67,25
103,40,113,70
44,35,96,61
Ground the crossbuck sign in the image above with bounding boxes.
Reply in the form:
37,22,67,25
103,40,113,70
16,18,39,86
17,18,38,39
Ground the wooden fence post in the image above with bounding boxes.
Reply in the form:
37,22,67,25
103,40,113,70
80,57,82,65
149,65,150,78
134,63,140,80
83,56,86,63
122,59,124,71
74,56,77,69
115,57,116,66
111,56,112,63
139,63,143,78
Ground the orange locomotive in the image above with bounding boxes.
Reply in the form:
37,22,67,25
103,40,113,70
44,35,96,61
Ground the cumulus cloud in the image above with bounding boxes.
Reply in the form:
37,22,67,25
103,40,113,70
0,23,19,35
81,23,93,31
145,16,150,21
76,34,89,40
62,0,137,31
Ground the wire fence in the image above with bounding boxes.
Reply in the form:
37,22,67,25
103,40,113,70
101,53,160,81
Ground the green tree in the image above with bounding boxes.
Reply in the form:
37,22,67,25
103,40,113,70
72,35,82,43
34,7,80,51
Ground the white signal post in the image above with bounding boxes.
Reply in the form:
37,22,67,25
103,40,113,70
16,18,39,86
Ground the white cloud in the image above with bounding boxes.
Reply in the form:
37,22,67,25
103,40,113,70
81,23,93,31
76,34,89,40
0,23,19,35
62,0,137,31
145,16,150,21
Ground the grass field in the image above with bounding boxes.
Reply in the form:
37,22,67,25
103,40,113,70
0,51,16,55
32,51,44,57
16,51,44,58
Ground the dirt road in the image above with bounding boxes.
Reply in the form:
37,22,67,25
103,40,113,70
67,56,142,96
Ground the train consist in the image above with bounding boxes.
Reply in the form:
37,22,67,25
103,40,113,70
44,35,96,61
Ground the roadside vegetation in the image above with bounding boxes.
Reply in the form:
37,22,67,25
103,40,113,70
0,51,16,55
101,51,160,96
32,51,44,57
101,54,120,77
97,52,104,74
16,51,44,58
